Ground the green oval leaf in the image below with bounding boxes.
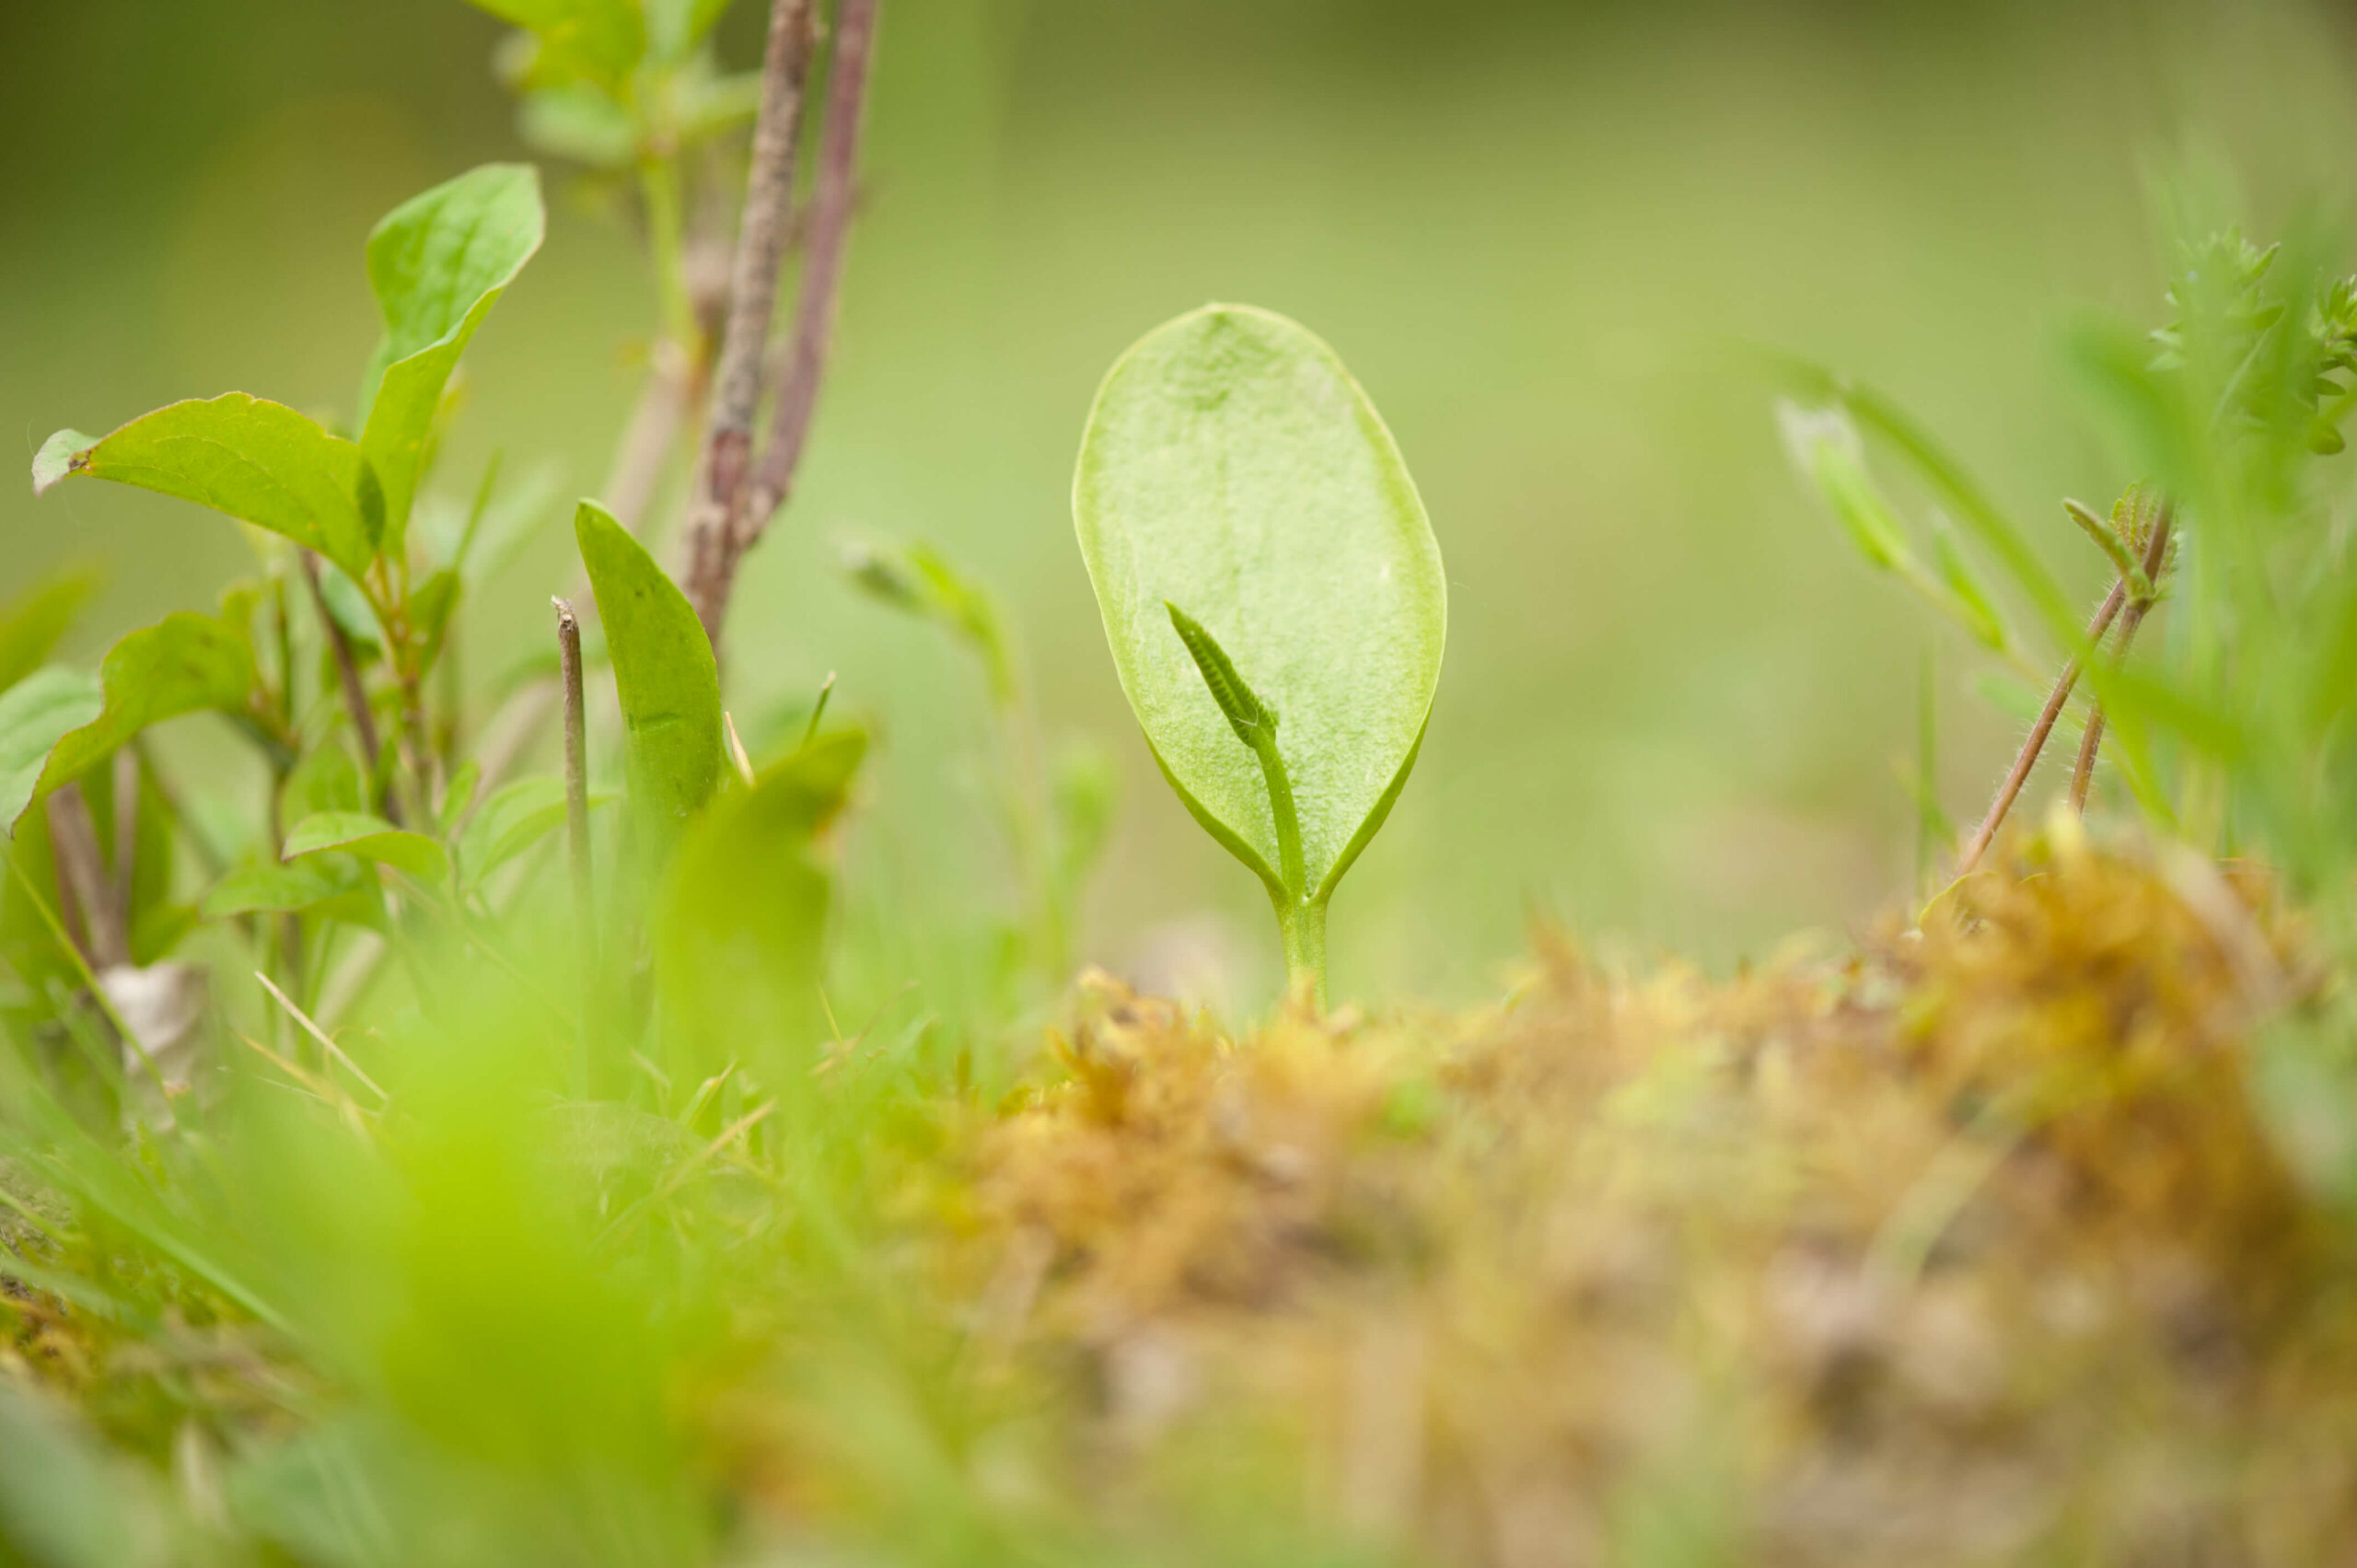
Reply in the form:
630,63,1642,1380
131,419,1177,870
356,165,548,552
2,615,258,836
32,396,382,580
1072,304,1446,902
283,811,451,886
575,500,723,876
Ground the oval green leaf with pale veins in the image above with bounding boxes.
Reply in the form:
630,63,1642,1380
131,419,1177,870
32,396,382,581
1072,305,1446,903
575,500,723,874
2,615,258,836
356,165,547,553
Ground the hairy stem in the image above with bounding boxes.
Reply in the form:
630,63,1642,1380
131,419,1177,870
681,0,820,642
687,0,881,644
1955,581,2127,875
2068,509,2176,811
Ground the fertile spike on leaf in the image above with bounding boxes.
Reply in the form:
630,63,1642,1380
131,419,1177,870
356,165,546,552
575,500,723,876
30,398,383,580
1166,602,1273,746
1074,305,1446,911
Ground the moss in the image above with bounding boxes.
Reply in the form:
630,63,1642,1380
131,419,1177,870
954,834,2357,1565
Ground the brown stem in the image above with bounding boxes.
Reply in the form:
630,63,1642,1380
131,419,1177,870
555,598,598,1097
110,748,139,935
681,0,821,641
2067,510,2176,811
44,784,122,969
1955,581,2128,876
299,552,400,828
687,0,882,645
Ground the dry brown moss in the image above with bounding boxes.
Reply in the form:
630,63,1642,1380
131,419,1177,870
958,833,2357,1566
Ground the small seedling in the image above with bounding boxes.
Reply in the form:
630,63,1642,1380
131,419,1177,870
1073,305,1446,1008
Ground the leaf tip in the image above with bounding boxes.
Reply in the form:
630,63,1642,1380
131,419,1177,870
30,429,96,497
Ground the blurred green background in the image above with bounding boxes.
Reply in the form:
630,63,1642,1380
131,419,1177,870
6,0,2356,1008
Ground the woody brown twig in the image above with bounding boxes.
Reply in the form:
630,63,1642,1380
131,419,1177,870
680,0,819,640
682,0,881,645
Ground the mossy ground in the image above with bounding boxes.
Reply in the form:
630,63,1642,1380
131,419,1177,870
947,826,2353,1564
5,830,2354,1565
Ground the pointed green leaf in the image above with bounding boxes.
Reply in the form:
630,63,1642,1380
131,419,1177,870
575,500,723,872
1074,305,1446,902
284,811,451,885
356,165,547,552
31,396,381,579
0,563,103,695
0,668,104,840
4,615,258,836
657,731,865,1077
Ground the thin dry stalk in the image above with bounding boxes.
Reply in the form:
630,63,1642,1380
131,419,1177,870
685,0,882,643
2068,510,2177,811
1956,581,2129,875
253,969,388,1104
555,597,598,1096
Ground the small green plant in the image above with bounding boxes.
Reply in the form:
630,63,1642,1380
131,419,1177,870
1073,304,1447,1008
1776,219,2357,1196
